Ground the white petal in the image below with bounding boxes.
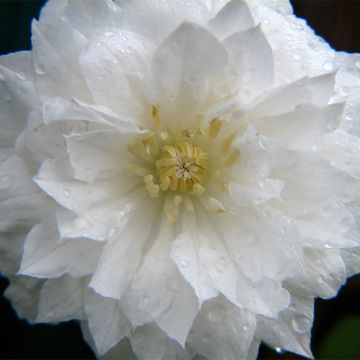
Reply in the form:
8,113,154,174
66,129,136,183
240,73,336,121
320,129,360,178
37,275,85,322
34,155,131,215
151,22,228,126
229,178,284,206
84,288,132,355
0,156,52,225
19,220,102,278
55,188,141,242
170,213,219,304
341,247,360,277
79,30,150,117
31,21,91,101
286,248,346,299
0,52,38,148
223,25,273,103
4,275,43,322
156,277,199,347
188,299,256,360
256,295,314,358
90,202,159,299
0,223,28,275
121,219,178,326
130,323,190,360
254,103,343,150
207,0,254,39
40,0,123,36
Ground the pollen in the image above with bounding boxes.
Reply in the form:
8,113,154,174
156,142,208,193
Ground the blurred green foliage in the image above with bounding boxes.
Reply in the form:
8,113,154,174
317,316,360,359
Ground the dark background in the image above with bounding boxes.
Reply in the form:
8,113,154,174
0,0,360,359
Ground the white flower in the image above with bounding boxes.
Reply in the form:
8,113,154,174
1,0,360,358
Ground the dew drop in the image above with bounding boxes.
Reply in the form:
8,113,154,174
339,85,349,96
291,316,310,333
104,30,115,37
208,309,224,324
16,73,26,81
275,347,283,354
323,62,334,72
139,295,149,310
63,188,71,198
180,259,189,268
0,175,12,189
215,256,227,273
242,325,249,331
263,19,270,25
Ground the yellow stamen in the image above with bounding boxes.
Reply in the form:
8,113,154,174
208,117,222,138
224,149,240,167
156,142,208,194
222,132,236,153
152,105,160,127
127,163,150,177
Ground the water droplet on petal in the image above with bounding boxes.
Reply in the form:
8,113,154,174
275,347,283,354
63,189,71,198
0,175,12,189
139,295,149,310
291,316,310,333
215,256,227,273
207,309,224,324
339,85,349,96
323,62,334,71
16,73,26,81
242,325,249,331
180,259,189,268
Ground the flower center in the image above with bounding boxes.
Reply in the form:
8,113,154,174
127,106,241,222
156,142,208,193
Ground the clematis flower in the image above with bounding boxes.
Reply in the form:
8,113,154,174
1,0,360,358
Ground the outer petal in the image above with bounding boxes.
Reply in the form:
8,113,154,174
0,52,38,148
207,0,254,39
223,25,274,104
188,299,256,360
253,103,343,150
4,275,44,322
19,220,102,278
256,295,314,358
129,323,190,360
156,277,199,347
0,156,52,225
37,275,85,322
31,21,91,101
84,289,132,355
285,248,346,299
